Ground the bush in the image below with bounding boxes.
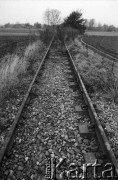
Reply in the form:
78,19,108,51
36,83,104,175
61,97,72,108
56,26,79,42
63,27,79,41
40,27,54,45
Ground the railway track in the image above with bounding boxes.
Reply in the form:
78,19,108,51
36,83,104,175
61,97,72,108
81,38,118,78
81,38,118,62
0,36,118,179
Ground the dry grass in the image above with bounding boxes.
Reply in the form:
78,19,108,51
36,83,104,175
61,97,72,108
0,27,38,36
68,38,118,103
0,40,43,99
85,31,118,36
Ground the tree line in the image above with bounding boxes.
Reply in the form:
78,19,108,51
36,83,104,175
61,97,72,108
0,22,42,29
0,9,118,33
85,19,118,32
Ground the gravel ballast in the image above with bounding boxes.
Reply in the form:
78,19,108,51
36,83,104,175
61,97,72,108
0,40,103,180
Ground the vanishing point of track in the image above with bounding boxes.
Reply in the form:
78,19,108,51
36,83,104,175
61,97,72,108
0,35,118,179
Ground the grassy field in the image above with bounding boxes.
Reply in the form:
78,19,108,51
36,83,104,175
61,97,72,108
0,27,41,36
0,32,30,36
83,35,118,58
0,35,37,59
85,31,118,36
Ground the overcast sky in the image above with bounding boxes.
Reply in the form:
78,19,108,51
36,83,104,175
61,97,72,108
0,0,118,27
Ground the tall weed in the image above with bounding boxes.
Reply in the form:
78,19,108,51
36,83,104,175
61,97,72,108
0,40,43,99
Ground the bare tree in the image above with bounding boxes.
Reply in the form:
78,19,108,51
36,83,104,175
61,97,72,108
44,9,61,26
88,19,96,30
44,9,51,26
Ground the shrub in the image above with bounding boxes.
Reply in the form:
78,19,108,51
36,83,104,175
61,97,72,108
40,27,54,45
64,27,79,41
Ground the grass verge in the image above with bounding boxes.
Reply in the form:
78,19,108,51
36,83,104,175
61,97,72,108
0,39,44,100
68,37,118,103
68,37,118,156
0,38,46,148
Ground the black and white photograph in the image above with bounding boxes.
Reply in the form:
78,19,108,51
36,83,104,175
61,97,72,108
0,0,118,179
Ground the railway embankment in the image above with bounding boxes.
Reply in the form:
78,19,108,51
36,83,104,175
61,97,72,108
0,36,118,179
68,37,118,162
0,39,45,152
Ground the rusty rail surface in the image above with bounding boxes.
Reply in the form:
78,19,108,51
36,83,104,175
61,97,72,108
0,36,54,166
81,38,118,62
64,40,118,176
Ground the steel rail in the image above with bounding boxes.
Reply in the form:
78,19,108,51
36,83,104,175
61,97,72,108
0,36,54,167
64,39,118,177
81,38,118,62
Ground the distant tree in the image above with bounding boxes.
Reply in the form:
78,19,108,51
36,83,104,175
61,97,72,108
85,18,118,32
95,22,102,31
42,24,48,29
108,25,115,32
24,23,32,28
102,24,109,31
44,9,61,27
98,22,102,29
4,23,11,28
13,22,23,28
34,22,41,28
88,19,95,30
84,19,89,28
44,9,51,26
63,10,86,34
